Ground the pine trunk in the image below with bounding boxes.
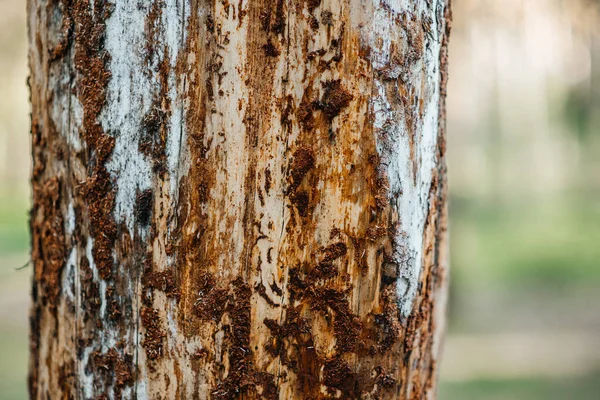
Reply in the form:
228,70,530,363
28,0,451,398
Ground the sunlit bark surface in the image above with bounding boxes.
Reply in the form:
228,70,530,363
28,0,450,398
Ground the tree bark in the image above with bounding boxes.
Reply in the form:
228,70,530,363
28,0,450,399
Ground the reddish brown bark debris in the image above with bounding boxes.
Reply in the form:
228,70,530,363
72,0,116,281
29,0,451,398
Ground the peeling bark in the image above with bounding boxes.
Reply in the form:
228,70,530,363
28,0,451,398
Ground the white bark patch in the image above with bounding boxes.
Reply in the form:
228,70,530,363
69,95,84,152
80,345,95,399
381,0,413,14
83,237,116,351
370,0,444,316
66,201,76,235
62,247,78,302
163,0,188,195
103,0,188,232
103,1,154,234
80,237,100,394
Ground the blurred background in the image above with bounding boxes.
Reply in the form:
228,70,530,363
1,0,599,398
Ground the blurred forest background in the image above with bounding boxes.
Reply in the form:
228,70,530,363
1,0,599,398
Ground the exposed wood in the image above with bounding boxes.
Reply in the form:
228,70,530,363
28,0,451,398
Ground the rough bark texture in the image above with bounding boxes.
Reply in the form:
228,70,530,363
28,0,450,399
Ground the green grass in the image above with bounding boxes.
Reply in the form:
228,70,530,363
440,372,600,400
450,195,600,287
0,194,30,399
0,254,30,400
0,195,29,257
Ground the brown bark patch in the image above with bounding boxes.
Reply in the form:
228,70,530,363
289,147,315,193
142,269,179,299
193,271,230,322
135,189,154,227
212,278,280,400
291,190,310,218
309,242,348,280
319,80,353,122
323,356,355,393
93,348,134,392
141,307,165,361
73,0,117,280
78,168,117,280
309,287,362,354
79,254,101,324
263,40,281,57
31,177,66,311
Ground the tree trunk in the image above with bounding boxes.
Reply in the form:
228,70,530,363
28,0,450,398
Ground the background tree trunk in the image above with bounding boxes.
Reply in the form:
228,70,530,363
28,0,450,398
